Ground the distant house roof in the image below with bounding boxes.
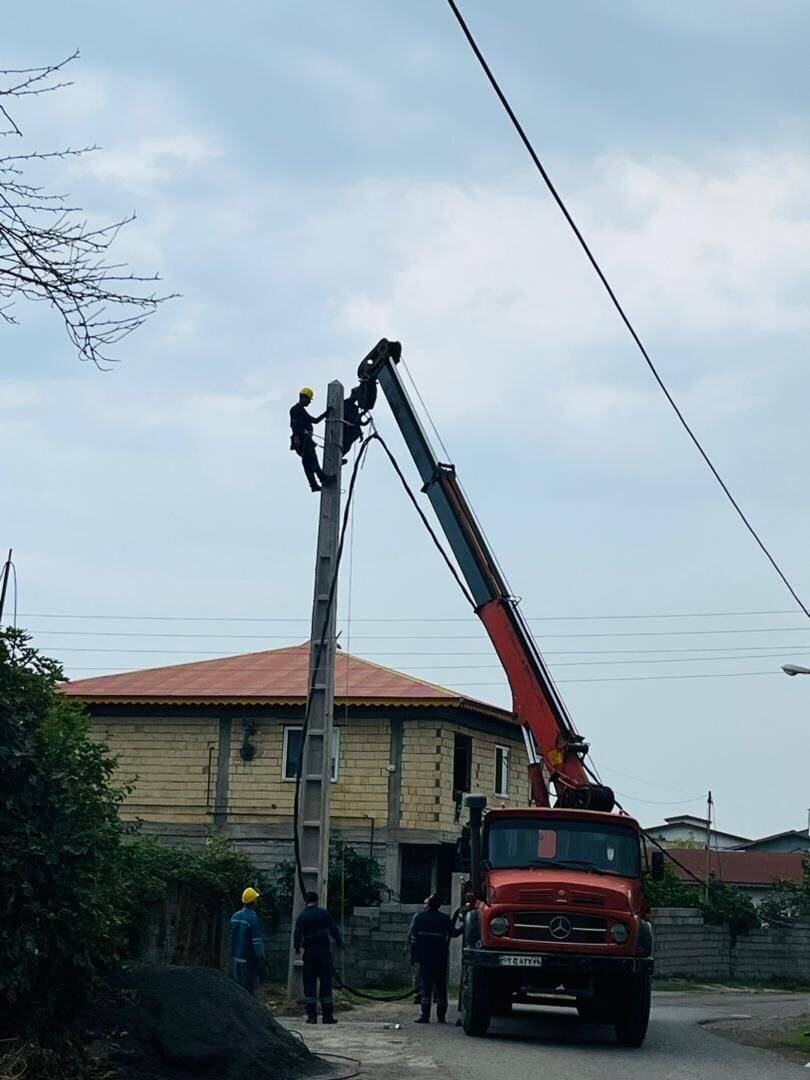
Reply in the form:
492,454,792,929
645,815,751,845
60,643,513,722
669,849,805,887
735,830,810,852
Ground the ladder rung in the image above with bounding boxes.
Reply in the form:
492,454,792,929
302,820,322,828
301,866,319,875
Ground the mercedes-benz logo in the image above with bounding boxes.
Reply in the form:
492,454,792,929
549,915,572,940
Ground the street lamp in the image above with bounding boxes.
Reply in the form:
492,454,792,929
782,664,810,676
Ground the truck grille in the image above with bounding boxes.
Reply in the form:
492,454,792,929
518,889,605,907
510,911,608,944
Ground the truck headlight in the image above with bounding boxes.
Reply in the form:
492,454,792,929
610,923,629,944
490,916,509,937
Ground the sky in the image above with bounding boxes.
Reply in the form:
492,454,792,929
3,0,809,839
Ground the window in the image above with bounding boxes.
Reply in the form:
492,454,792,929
495,745,510,798
282,726,340,782
453,733,472,797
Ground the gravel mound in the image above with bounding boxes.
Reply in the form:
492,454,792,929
95,964,325,1080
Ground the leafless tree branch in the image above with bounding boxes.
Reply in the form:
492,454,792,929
0,51,175,368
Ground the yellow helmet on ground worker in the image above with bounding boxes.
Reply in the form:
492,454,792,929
299,387,314,401
242,887,260,904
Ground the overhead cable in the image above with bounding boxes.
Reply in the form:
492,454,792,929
444,0,810,621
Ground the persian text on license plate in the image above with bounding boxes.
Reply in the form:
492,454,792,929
500,955,543,967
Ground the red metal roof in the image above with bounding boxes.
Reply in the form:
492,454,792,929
60,643,512,721
669,848,805,886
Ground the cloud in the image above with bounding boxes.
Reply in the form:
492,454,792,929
326,150,810,446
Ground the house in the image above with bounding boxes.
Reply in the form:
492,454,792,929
61,644,529,903
668,849,806,906
734,829,810,854
644,814,751,850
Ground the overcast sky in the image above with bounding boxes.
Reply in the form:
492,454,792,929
4,0,809,838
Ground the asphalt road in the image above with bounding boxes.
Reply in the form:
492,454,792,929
286,990,810,1080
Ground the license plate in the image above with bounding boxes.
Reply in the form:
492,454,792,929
499,955,543,967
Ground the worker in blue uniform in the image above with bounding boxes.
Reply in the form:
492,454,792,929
294,890,342,1024
410,894,461,1023
289,387,332,493
230,887,266,995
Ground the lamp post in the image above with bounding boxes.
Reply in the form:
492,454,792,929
782,664,810,676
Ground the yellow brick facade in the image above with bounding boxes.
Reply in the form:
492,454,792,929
91,710,528,832
399,718,529,831
89,715,218,825
226,715,391,827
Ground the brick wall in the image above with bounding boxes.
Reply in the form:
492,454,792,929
90,714,217,824
140,901,810,989
227,715,391,827
399,718,528,832
652,908,810,983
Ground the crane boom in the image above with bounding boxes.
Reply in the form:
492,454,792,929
358,338,613,811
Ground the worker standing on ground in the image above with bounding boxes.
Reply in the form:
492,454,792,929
410,894,460,1024
289,387,332,492
294,891,342,1024
406,896,430,1005
230,887,266,996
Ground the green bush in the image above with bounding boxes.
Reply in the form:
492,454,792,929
645,855,758,934
276,837,386,918
119,835,279,950
0,630,130,1033
0,630,276,1035
758,858,810,926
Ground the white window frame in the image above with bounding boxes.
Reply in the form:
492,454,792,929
282,725,340,783
495,744,511,798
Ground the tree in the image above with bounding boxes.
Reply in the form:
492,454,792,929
0,629,130,1032
0,53,173,368
276,837,386,918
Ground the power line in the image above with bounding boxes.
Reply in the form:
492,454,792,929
53,650,810,670
21,625,810,640
444,0,810,622
10,607,803,622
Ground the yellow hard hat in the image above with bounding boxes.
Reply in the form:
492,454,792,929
299,387,314,401
242,887,260,904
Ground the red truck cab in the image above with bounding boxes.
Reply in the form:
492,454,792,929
459,800,657,1045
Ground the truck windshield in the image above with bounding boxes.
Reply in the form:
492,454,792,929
485,818,640,878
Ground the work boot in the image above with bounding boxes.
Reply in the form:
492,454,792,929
306,1015,318,1024
414,1016,429,1024
322,1003,337,1025
436,1014,446,1024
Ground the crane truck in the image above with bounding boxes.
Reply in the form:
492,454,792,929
357,338,663,1046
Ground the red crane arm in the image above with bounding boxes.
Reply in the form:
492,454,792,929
357,339,613,811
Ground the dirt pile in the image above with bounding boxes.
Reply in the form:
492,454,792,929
89,964,325,1080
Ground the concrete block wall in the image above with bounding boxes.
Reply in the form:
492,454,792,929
733,920,810,983
651,908,731,980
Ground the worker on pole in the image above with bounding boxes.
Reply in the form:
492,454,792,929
294,891,342,1024
290,387,332,492
230,887,266,995
409,894,460,1024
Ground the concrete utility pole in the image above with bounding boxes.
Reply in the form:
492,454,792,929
286,381,344,1002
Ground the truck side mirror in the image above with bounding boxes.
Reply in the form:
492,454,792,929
650,850,665,881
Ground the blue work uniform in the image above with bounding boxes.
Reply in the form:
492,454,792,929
410,908,460,1021
230,905,266,995
294,905,342,1021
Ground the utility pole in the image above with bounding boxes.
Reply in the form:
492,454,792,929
286,381,344,1002
704,790,713,903
0,549,12,624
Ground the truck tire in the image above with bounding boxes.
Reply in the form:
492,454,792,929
460,961,491,1037
613,968,651,1047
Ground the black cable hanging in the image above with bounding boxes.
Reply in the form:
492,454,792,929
290,431,470,1003
444,0,810,621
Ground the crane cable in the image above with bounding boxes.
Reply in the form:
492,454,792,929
444,0,810,622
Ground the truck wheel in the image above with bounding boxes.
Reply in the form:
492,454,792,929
460,961,491,1037
613,969,651,1047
